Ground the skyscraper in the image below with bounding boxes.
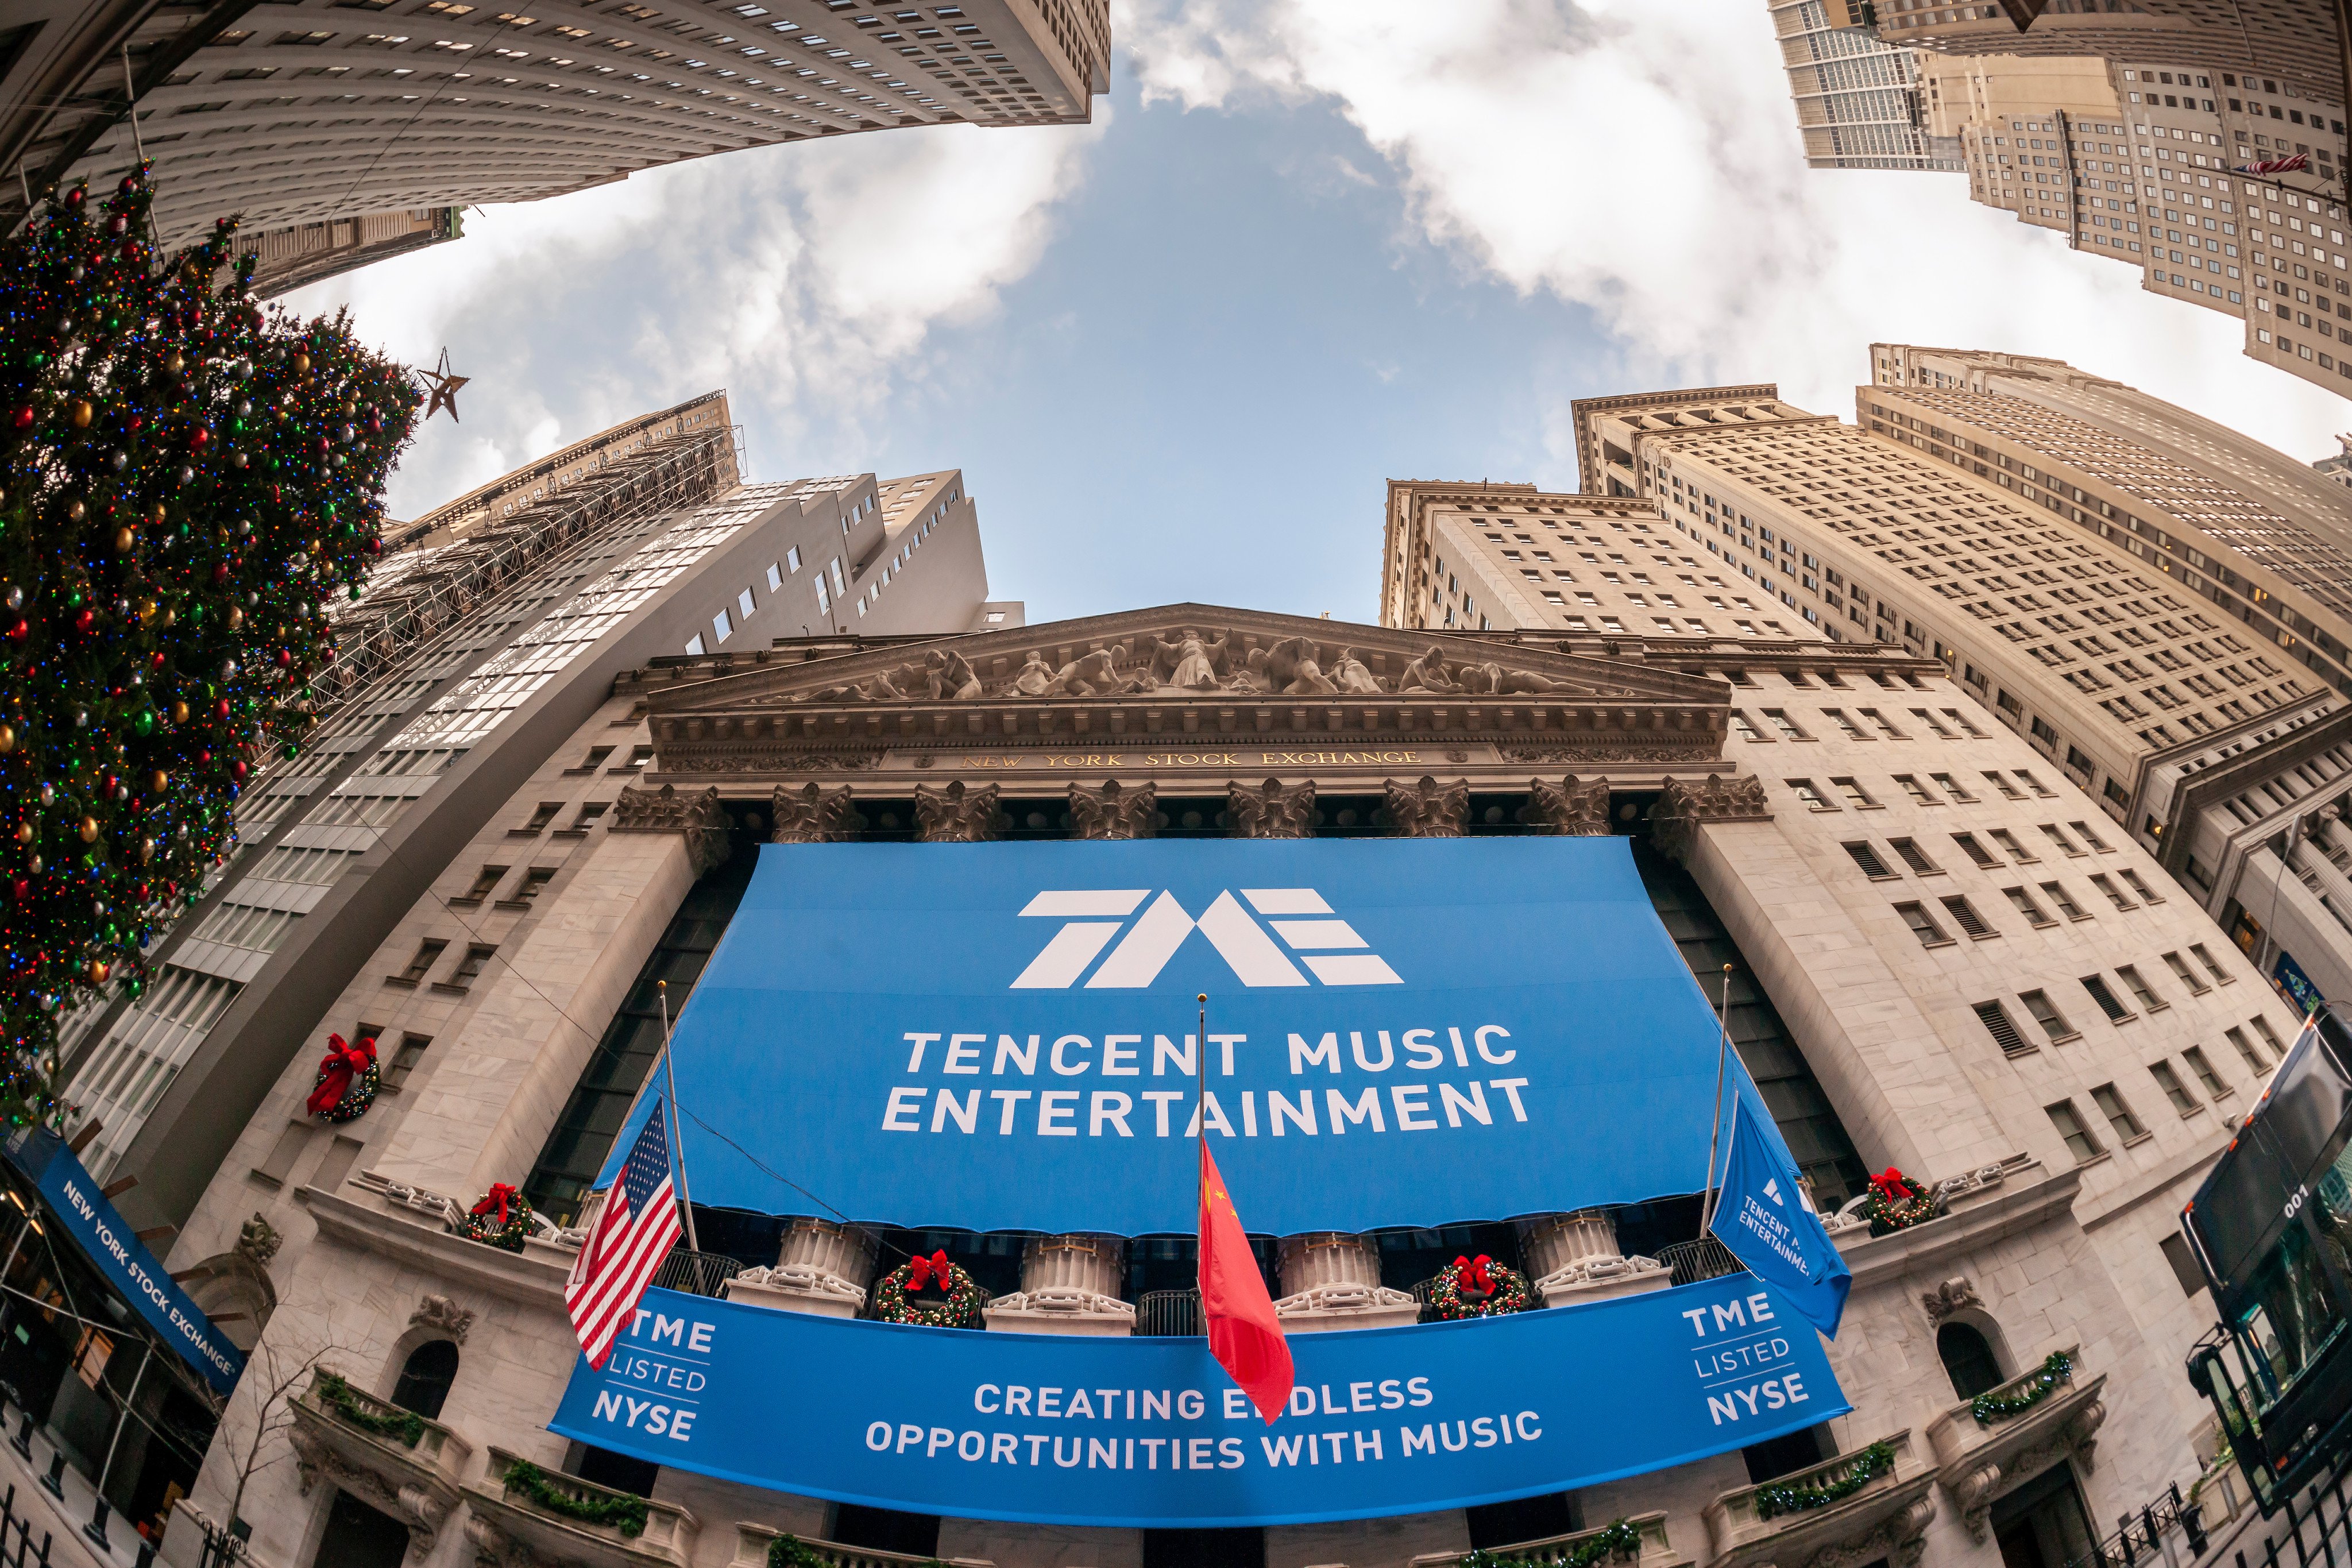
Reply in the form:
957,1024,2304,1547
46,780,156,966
1768,0,1963,170
0,0,1110,289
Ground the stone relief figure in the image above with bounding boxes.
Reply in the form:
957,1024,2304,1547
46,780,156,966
1154,631,1231,690
1258,636,1339,696
1227,778,1317,839
1458,661,1571,696
1331,648,1383,694
1385,776,1470,837
922,649,982,701
1528,775,1611,836
1069,780,1159,840
1051,648,1132,697
770,781,859,844
1397,647,1458,694
1013,651,1060,696
914,779,1002,843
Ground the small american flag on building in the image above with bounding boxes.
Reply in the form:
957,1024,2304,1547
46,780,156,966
565,1098,683,1369
2235,153,2311,176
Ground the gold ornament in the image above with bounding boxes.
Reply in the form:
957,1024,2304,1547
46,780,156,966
149,770,168,794
226,605,244,630
165,351,184,375
77,817,99,843
86,960,109,983
113,526,135,553
65,499,85,523
0,723,13,754
11,822,30,845
170,700,190,724
69,399,92,429
137,598,158,627
292,351,311,374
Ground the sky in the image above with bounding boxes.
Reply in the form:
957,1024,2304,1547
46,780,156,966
290,0,2351,628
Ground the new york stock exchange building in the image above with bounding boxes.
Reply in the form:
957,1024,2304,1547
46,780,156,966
124,600,2307,1568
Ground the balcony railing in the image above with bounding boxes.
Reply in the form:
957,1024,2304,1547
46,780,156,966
729,1523,994,1567
468,1446,699,1567
1659,1237,1747,1287
1706,1430,1919,1561
1405,1509,1677,1568
1136,1289,1202,1337
655,1248,745,1299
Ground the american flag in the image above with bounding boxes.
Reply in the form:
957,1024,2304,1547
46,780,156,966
2235,153,2311,176
565,1098,683,1369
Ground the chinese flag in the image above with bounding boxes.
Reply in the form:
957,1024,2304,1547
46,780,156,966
1198,1140,1293,1423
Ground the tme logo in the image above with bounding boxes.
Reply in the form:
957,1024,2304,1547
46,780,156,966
1011,889,1404,990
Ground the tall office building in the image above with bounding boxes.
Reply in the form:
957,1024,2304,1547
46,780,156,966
1769,0,1963,170
0,0,1109,289
60,389,1012,1223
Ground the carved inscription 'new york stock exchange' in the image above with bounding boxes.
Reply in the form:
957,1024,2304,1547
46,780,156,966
890,747,1487,773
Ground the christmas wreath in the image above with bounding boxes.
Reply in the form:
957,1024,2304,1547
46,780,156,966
1863,1168,1935,1235
1424,1254,1535,1321
1971,1351,2073,1424
872,1249,986,1329
305,1032,379,1123
460,1183,532,1252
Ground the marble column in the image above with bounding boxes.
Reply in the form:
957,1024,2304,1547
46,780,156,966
722,1217,878,1319
1273,1233,1420,1333
1518,1210,1668,1307
984,1234,1135,1335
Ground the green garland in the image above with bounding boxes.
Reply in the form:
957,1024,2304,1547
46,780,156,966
502,1458,648,1538
767,1536,828,1568
314,1372,422,1447
872,1258,988,1329
1752,1440,1896,1520
1424,1256,1536,1322
1971,1351,2073,1424
1457,1516,1644,1568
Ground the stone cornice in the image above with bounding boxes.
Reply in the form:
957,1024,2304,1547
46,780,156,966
296,1184,569,1312
1569,384,1784,493
1837,1164,2083,1291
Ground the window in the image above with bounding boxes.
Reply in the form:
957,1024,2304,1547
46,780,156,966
2069,820,2111,852
2047,1099,2103,1161
1989,829,2036,862
712,608,733,643
2162,951,2210,994
767,563,785,592
1895,774,1939,805
831,557,846,593
456,865,507,903
1984,771,2026,801
2119,868,2163,903
252,1121,311,1187
2041,824,2083,856
2018,770,2056,797
738,588,757,620
1942,895,1994,939
2088,874,2136,911
1730,711,1765,741
1845,841,1896,879
1787,778,1833,810
1896,902,1952,947
1947,709,1988,738
443,944,497,990
2020,989,2077,1042
1976,1001,2032,1056
395,940,447,984
1763,709,1808,739
570,801,612,833
1890,838,1938,874
1859,708,1905,739
2041,881,2089,921
683,634,706,658
1831,777,1878,808
2226,1025,2267,1072
2191,944,2234,985
2091,1082,2148,1142
385,1033,432,1088
2117,965,2165,1012
2183,1045,2229,1098
2081,974,2133,1022
620,745,654,772
815,579,831,616
2149,1060,2199,1115
2005,886,2055,926
517,801,562,833
508,867,558,903
568,745,615,774
786,546,802,573
1930,772,1975,802
1824,709,1867,740
1952,832,2001,868
2253,1016,2287,1058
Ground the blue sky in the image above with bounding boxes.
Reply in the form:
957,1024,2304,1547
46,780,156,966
297,0,2350,628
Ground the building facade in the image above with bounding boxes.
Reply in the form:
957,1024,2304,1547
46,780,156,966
1,0,1109,287
72,600,2280,1568
65,392,1010,1248
1770,0,1963,171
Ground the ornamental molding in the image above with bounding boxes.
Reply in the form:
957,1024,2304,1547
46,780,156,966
287,1428,457,1555
1647,772,1772,864
611,782,731,874
1069,779,1158,840
410,1293,475,1343
1385,776,1470,838
1920,1278,1982,1326
1228,778,1316,839
770,782,859,844
1925,1366,2107,1543
237,1211,283,1268
1528,775,1612,836
915,779,1001,843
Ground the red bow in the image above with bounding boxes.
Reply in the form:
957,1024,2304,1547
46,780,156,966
306,1033,376,1117
1454,1254,1495,1295
1869,1168,1912,1202
906,1250,952,1291
472,1183,521,1226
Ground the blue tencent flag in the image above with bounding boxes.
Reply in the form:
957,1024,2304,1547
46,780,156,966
1708,1066,1852,1338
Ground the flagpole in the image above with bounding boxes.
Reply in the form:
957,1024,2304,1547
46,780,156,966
1196,993,1209,1163
1701,963,1733,1232
656,980,702,1256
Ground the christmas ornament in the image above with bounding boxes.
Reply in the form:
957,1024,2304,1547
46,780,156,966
305,1030,379,1123
1863,1168,1935,1235
872,1250,987,1328
0,163,422,1122
460,1184,533,1252
1423,1253,1535,1320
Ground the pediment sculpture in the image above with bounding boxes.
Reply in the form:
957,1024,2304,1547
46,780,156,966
783,631,1591,705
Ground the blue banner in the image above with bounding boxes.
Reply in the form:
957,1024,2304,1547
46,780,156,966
1709,1065,1852,1337
2275,949,2324,1018
551,1274,1849,1527
0,1126,246,1395
604,838,1755,1234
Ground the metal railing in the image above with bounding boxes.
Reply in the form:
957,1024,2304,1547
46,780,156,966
1659,1237,1748,1287
653,1249,744,1299
2068,1481,2208,1568
1136,1289,1202,1337
0,1486,52,1566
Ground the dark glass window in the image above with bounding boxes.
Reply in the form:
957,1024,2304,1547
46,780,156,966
831,1504,940,1557
1144,1528,1265,1568
523,840,755,1226
1466,1492,1579,1550
1938,1322,2006,1400
390,1339,459,1420
1741,1423,1829,1485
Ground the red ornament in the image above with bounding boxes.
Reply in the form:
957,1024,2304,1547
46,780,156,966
72,609,92,635
190,427,209,450
4,619,25,643
9,408,30,430
230,760,247,781
8,880,27,904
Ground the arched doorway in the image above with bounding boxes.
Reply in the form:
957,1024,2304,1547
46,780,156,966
389,1341,459,1420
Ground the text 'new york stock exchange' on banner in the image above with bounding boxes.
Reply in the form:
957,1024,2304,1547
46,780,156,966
553,1272,1850,1528
598,836,1764,1235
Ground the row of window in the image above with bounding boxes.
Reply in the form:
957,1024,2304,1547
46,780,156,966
1785,770,2079,816
1973,955,2255,1060
2043,1021,2278,1166
1735,704,1988,743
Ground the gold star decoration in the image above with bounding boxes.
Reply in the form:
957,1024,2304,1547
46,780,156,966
412,347,470,424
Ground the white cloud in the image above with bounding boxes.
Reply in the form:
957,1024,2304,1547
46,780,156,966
1118,0,2347,466
287,115,1102,519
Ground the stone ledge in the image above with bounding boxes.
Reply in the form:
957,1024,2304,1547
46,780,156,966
296,1182,570,1311
1837,1163,2081,1290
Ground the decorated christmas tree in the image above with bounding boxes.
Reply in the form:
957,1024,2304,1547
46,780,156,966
0,166,421,1127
